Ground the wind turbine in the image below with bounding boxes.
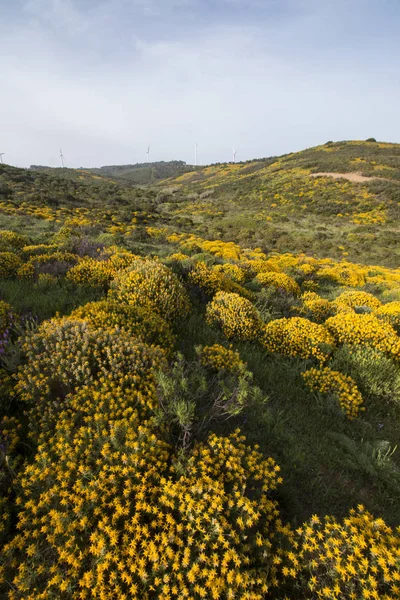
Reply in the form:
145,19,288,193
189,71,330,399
146,145,150,163
194,142,198,167
233,148,237,163
0,153,4,164
60,148,65,168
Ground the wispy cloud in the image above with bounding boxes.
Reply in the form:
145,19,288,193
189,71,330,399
0,0,399,166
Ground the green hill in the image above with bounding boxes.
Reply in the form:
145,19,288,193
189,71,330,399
30,159,195,185
156,139,400,266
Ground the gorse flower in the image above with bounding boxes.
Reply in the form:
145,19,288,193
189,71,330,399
326,312,400,360
302,366,364,419
206,291,262,340
256,271,300,296
110,258,191,322
261,317,334,363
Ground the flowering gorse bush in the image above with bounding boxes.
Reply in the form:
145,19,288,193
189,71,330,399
326,312,400,360
70,300,175,352
199,344,247,375
261,317,335,363
333,290,382,311
0,252,22,279
110,259,191,322
284,507,400,599
256,272,300,296
375,301,400,333
302,366,364,419
300,292,335,322
188,262,254,299
206,292,262,341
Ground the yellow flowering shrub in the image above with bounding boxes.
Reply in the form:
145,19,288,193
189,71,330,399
165,252,191,261
21,251,79,279
256,272,300,296
317,263,366,287
67,256,118,287
0,230,29,251
21,243,58,258
199,344,247,375
188,262,254,299
285,508,400,599
375,301,400,332
16,318,166,434
240,259,281,278
1,389,288,600
261,317,334,363
326,312,400,360
16,262,35,279
300,292,335,322
206,292,262,340
110,259,191,322
0,252,22,278
70,300,175,352
333,290,382,310
67,247,140,287
212,262,246,284
302,367,364,419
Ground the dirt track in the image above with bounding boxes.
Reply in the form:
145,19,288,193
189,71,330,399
310,172,379,183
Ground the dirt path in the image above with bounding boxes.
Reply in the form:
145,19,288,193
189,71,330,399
310,172,380,183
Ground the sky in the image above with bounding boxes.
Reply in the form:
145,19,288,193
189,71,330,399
1,0,400,167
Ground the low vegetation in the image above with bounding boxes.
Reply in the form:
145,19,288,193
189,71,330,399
0,140,400,598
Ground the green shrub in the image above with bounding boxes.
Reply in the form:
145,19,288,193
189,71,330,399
331,345,400,404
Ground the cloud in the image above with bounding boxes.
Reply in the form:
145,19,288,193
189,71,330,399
0,1,399,166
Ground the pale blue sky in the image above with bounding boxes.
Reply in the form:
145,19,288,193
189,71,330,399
1,0,399,167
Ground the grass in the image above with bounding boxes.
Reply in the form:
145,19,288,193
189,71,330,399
0,279,104,321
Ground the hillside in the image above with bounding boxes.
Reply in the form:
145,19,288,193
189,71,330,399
30,160,195,185
1,141,400,598
156,139,400,266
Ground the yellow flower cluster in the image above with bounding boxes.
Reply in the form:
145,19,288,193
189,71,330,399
18,251,79,280
375,301,400,332
0,252,22,278
110,259,191,322
302,367,364,419
212,263,246,284
67,249,140,288
188,262,254,299
206,292,262,341
256,271,300,296
240,259,281,278
0,230,28,251
199,344,247,375
16,318,166,430
21,243,58,258
2,377,288,600
70,300,175,352
334,290,382,310
261,317,334,363
300,292,335,323
326,312,400,360
318,263,367,287
286,507,400,599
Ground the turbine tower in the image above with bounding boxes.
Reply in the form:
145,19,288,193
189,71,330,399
233,148,237,163
146,145,150,163
195,142,198,167
0,153,4,164
60,148,65,168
